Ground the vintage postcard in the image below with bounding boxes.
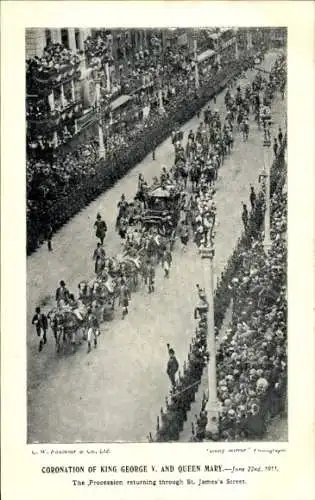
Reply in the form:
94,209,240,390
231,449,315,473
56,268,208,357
1,1,314,499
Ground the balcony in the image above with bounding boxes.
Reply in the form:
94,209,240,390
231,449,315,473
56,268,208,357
26,43,82,90
27,101,83,133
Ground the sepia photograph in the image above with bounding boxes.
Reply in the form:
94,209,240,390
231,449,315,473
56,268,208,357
26,26,288,444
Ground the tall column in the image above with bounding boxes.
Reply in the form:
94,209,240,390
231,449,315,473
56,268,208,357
51,29,61,44
95,80,105,159
263,140,272,252
68,28,76,51
53,131,58,148
60,84,66,108
247,30,253,51
200,247,219,435
194,37,200,89
105,62,111,93
48,91,55,111
36,29,46,57
235,39,239,60
71,80,75,101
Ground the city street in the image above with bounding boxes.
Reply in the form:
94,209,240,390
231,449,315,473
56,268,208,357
27,50,286,443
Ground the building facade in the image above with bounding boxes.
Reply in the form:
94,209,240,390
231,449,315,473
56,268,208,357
26,28,92,58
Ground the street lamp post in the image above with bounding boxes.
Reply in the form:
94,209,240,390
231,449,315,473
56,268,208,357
235,37,240,60
196,223,219,436
105,61,111,93
158,72,165,113
262,135,272,252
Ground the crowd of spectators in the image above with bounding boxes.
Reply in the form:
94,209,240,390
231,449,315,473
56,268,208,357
26,43,81,77
215,191,287,440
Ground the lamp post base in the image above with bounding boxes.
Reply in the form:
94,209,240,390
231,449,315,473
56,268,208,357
99,147,106,160
205,404,220,435
263,237,272,254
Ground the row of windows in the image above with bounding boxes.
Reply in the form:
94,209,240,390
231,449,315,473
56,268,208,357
44,29,81,50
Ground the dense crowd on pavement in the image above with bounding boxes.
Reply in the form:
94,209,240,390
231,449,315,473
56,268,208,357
215,189,287,440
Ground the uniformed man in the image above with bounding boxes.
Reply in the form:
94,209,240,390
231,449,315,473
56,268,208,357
55,280,70,306
94,213,107,245
32,306,48,352
166,344,179,388
93,242,106,261
250,186,257,211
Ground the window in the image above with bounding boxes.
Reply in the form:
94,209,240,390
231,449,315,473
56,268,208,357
61,28,69,48
75,28,80,50
45,29,52,46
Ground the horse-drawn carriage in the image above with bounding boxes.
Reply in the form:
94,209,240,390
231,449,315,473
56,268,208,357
140,182,181,247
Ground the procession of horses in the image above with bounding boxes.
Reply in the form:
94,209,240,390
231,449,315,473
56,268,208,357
38,53,286,354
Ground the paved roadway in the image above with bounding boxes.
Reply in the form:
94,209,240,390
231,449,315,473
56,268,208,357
27,50,286,443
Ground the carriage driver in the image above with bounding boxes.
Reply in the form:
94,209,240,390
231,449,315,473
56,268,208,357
56,280,71,306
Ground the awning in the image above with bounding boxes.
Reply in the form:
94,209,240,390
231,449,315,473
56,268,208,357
110,94,132,111
197,49,216,63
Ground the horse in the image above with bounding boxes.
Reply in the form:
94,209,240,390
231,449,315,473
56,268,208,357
237,111,244,131
205,165,216,186
48,308,85,353
189,163,201,192
185,139,196,160
240,120,249,142
223,131,234,155
78,280,92,305
92,272,120,312
175,160,188,188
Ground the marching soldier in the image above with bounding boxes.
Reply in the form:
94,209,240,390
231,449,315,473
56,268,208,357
32,306,48,352
94,213,107,245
